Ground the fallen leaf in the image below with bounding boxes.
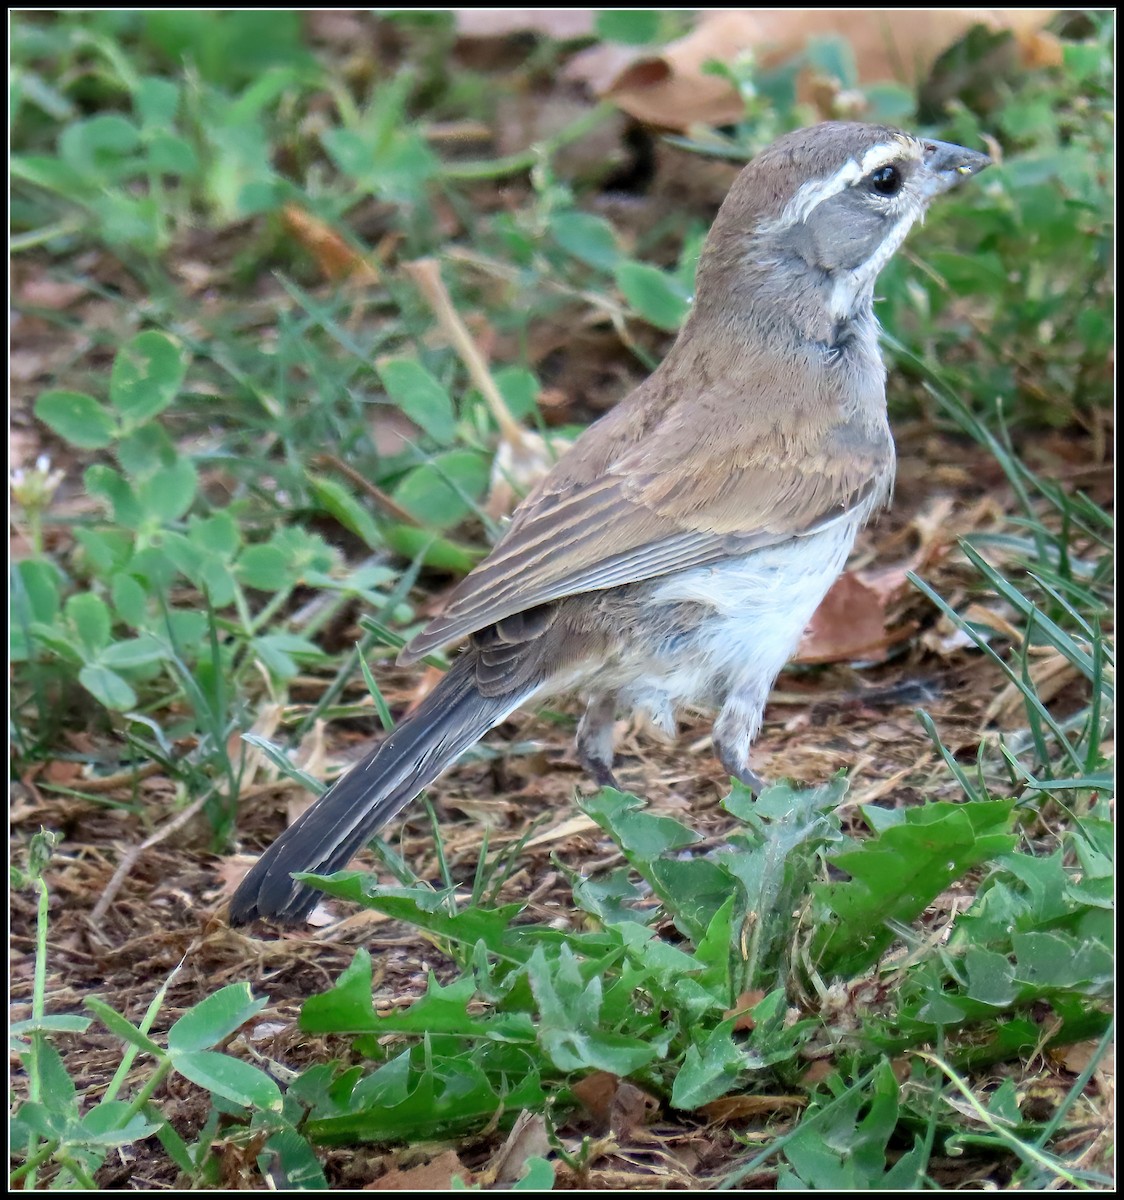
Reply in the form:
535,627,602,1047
16,277,87,310
724,989,768,1031
571,1072,659,1137
282,204,380,286
566,10,1056,132
700,1093,806,1125
572,1070,620,1125
795,571,917,665
369,1150,469,1190
403,665,445,717
610,1079,660,1140
484,429,573,520
455,10,596,40
1052,1041,1114,1079
986,651,1080,724
43,759,84,787
485,1110,552,1186
525,813,600,848
801,1059,836,1086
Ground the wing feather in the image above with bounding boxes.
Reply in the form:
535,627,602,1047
399,373,894,664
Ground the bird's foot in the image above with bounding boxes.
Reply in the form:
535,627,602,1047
731,766,768,795
582,759,622,791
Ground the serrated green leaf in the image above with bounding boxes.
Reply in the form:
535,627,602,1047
963,947,1018,1006
814,800,1017,976
302,951,535,1042
295,882,523,959
671,1020,745,1109
580,788,700,857
1012,931,1113,991
528,944,663,1075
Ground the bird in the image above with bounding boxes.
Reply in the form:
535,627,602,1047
230,121,989,924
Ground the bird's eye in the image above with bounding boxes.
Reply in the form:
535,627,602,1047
869,165,902,197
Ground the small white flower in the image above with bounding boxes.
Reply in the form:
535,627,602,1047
10,455,65,508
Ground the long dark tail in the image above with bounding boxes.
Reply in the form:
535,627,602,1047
229,653,532,923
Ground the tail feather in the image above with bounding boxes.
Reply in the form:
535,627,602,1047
229,654,531,923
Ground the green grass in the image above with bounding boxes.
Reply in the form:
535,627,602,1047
10,10,1114,1191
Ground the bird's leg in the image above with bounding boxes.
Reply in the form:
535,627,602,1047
713,684,769,795
576,693,620,790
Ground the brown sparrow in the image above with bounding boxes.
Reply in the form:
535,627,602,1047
232,121,988,923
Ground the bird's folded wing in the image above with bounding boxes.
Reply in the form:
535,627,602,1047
399,441,882,664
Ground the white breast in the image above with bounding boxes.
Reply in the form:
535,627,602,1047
623,513,863,712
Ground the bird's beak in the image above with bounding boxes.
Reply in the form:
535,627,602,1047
918,139,991,198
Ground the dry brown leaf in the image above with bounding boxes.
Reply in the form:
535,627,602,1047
369,1149,469,1190
43,759,85,787
403,664,445,717
724,988,767,1032
282,204,380,286
962,601,1026,645
525,813,600,848
610,1079,660,1140
571,1072,659,1137
801,1059,836,1086
235,702,284,785
795,570,917,665
1052,1041,1114,1079
572,1070,621,1125
699,1092,806,1125
483,1110,552,1186
16,277,87,310
455,10,596,40
565,9,1056,132
986,651,1080,725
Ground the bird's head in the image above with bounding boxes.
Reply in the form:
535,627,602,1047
693,122,990,341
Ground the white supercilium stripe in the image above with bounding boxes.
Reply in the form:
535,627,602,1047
775,139,915,230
